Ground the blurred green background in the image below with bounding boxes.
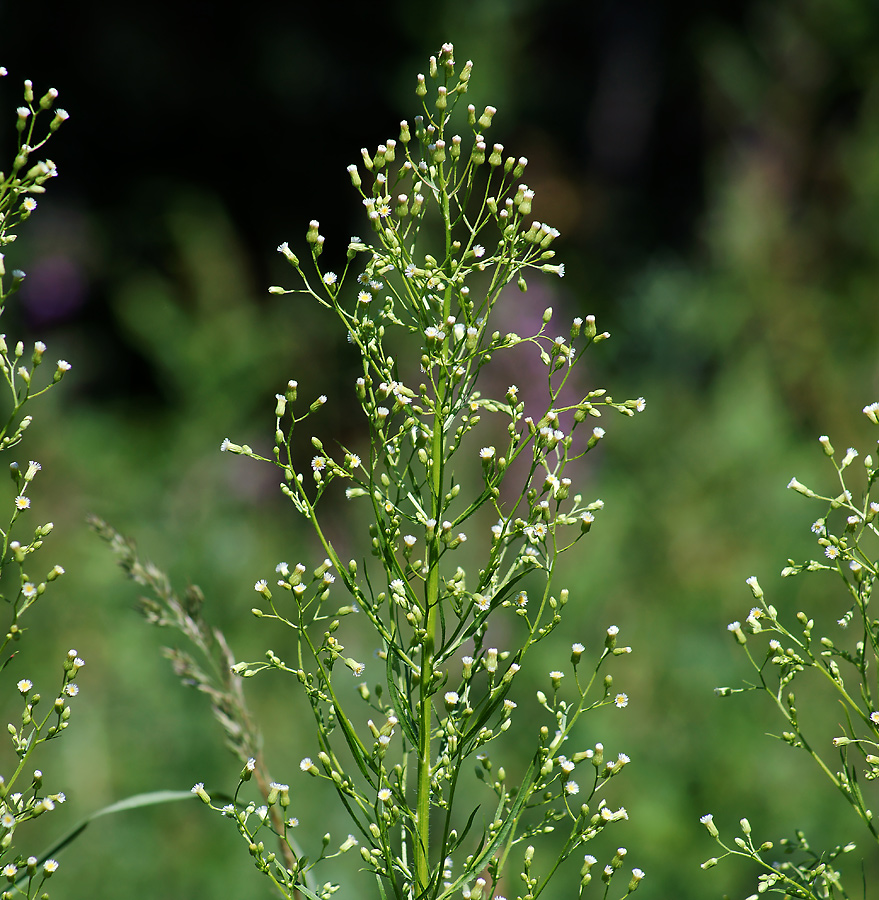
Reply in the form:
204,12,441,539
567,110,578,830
2,1,879,897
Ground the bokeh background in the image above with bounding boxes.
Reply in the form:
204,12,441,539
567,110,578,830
2,1,879,897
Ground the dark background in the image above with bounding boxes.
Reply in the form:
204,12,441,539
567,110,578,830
2,1,878,897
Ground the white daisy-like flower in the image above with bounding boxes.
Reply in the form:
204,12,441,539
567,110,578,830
479,446,495,460
322,272,338,285
614,693,628,708
564,780,579,795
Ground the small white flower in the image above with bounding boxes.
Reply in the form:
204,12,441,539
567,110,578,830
14,495,30,510
322,271,338,285
479,446,495,460
358,290,372,304
472,245,485,258
254,579,268,593
16,679,32,694
300,757,314,772
614,693,628,708
564,780,579,795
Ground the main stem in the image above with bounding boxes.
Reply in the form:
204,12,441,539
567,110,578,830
414,133,454,899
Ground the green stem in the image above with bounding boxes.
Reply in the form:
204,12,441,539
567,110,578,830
414,114,456,897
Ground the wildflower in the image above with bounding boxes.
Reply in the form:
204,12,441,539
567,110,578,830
358,290,372,304
322,572,335,585
614,693,628,708
16,679,32,694
0,811,14,829
404,264,416,277
254,579,269,593
526,523,548,542
322,272,338,285
825,545,840,560
57,360,71,371
472,245,485,258
700,814,719,837
42,859,59,874
474,594,490,611
403,535,416,548
787,477,812,496
479,446,495,460
550,670,564,689
564,780,579,795
311,456,326,471
515,591,528,608
21,583,37,600
635,397,646,411
378,788,392,802
870,712,879,725
300,758,318,775
14,495,30,510
3,864,17,878
444,691,459,708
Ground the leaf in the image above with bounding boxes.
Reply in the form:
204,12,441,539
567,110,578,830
22,790,196,881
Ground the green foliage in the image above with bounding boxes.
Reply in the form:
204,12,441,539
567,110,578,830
703,405,879,898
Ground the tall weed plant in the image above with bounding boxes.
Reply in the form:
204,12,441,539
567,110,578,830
0,67,73,897
98,43,648,900
703,406,879,898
